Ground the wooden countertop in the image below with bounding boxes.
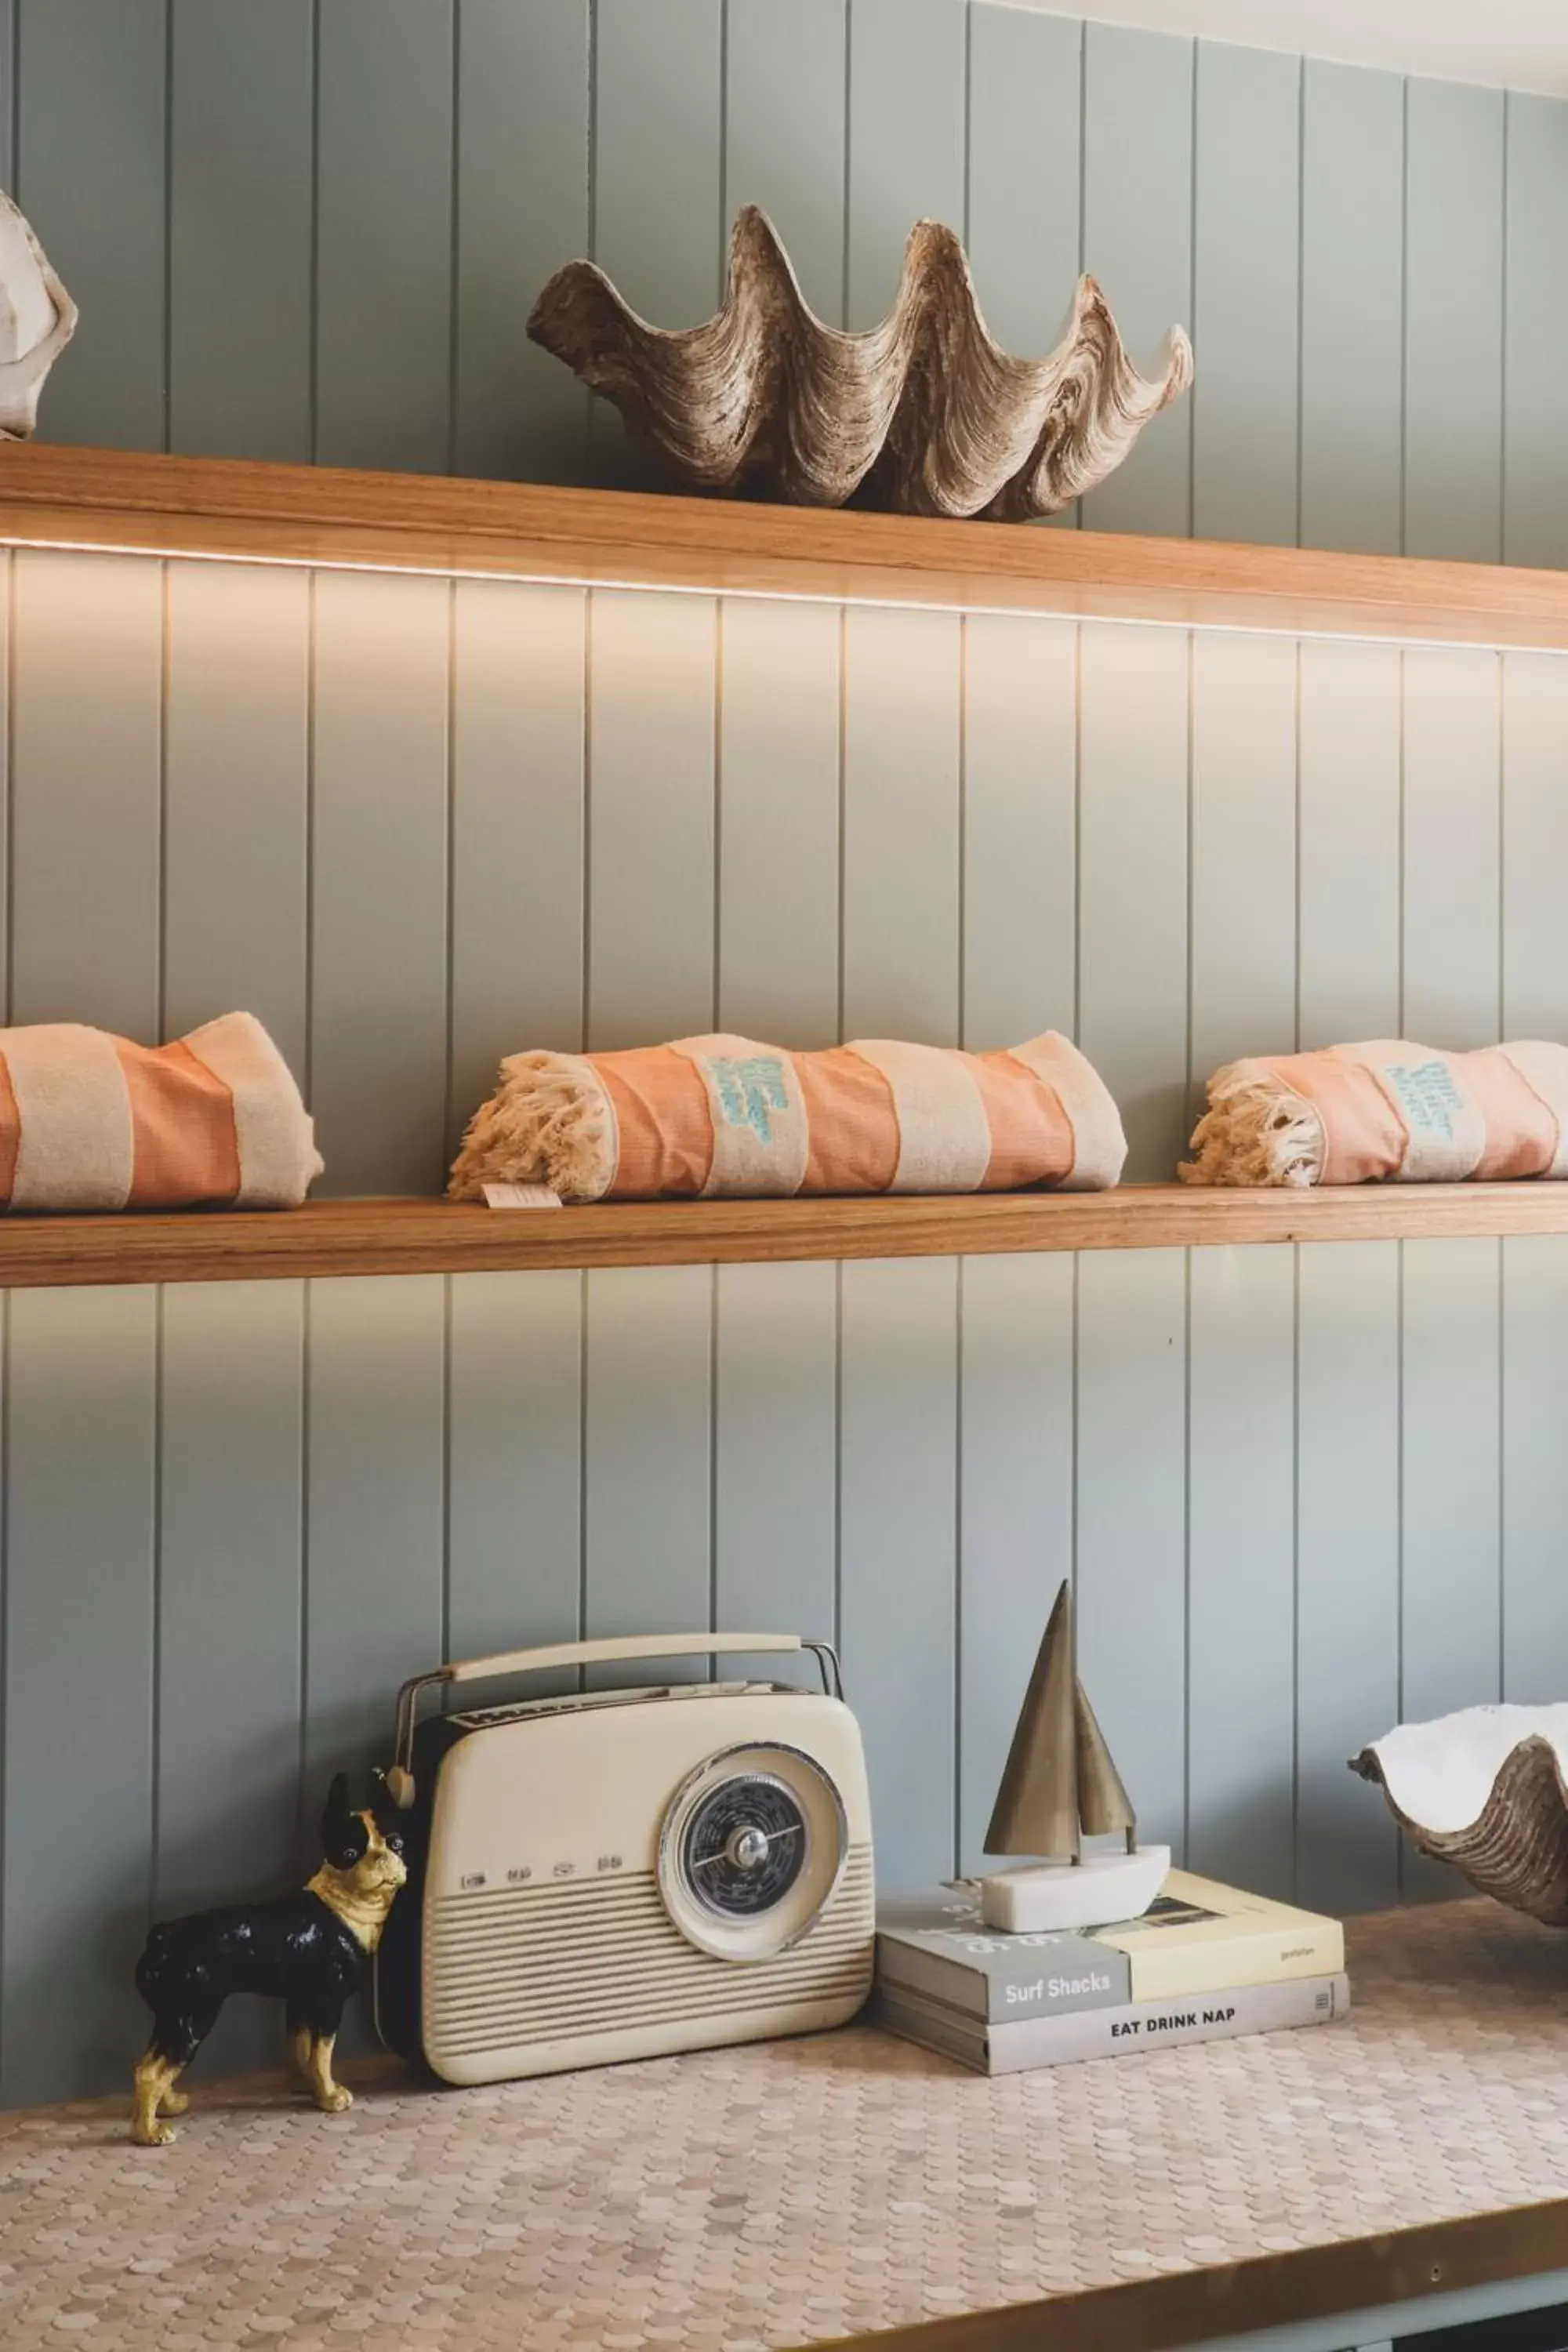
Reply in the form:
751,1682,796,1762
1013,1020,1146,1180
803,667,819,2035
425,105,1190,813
6,1900,1568,2350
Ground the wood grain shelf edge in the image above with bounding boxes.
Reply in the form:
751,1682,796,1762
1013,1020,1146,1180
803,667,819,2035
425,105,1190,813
5,444,1568,647
0,1184,1564,1288
829,2196,1568,2352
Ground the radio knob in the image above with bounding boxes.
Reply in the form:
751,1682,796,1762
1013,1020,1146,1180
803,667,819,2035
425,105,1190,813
728,1824,769,1872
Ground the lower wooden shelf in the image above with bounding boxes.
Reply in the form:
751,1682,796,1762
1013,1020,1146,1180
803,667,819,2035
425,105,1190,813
1,1180,1566,1287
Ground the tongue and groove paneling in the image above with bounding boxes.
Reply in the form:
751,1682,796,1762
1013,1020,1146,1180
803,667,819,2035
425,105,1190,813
314,0,455,474
0,546,1550,2100
10,554,162,1038
3,1287,158,2103
13,0,166,454
724,0,847,326
14,0,1557,579
1185,631,1298,1902
713,597,841,1694
837,599,964,1887
1500,656,1568,1712
1,543,165,2102
448,579,586,1160
309,569,452,1196
1404,80,1505,566
0,2,1564,2104
453,0,591,486
1504,95,1568,569
1295,1241,1403,1918
1079,24,1193,539
168,1,314,464
163,560,310,1069
965,7,1082,356
583,588,717,1682
845,0,966,332
1076,619,1189,1181
960,615,1077,1048
1191,42,1300,549
590,0,722,494
156,1279,307,2080
1299,62,1406,557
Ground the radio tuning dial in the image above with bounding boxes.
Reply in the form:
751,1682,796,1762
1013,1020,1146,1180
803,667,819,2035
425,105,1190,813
659,1741,849,1962
681,1773,808,1919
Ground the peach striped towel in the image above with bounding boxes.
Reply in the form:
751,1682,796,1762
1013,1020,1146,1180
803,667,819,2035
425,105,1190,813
0,1012,322,1211
1182,1039,1568,1187
450,1032,1126,1202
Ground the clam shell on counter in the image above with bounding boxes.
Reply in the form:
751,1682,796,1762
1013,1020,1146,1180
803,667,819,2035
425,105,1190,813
0,192,76,441
1351,1704,1568,1924
526,205,1192,520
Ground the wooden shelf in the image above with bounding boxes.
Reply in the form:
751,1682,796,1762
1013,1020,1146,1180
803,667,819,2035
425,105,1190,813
2,1182,1566,1288
4,441,1568,648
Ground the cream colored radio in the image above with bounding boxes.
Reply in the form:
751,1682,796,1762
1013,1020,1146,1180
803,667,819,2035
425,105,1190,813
372,1632,874,2085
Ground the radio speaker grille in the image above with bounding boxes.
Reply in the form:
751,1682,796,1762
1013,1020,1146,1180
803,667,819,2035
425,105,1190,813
425,1847,873,2058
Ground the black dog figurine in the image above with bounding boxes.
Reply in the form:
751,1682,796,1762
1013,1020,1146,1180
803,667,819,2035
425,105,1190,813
130,1773,407,2146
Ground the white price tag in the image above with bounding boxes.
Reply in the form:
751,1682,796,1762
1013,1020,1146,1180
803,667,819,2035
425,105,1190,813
481,1181,564,1209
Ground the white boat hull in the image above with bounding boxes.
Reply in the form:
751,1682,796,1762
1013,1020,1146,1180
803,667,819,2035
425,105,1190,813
978,1844,1171,1933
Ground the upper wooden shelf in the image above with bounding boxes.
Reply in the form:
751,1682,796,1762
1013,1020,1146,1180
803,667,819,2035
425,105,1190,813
2,442,1567,648
2,1183,1565,1289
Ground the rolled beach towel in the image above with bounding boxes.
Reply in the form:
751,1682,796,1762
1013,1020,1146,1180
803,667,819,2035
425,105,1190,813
0,1012,322,1210
1183,1038,1568,1188
450,1030,1125,1202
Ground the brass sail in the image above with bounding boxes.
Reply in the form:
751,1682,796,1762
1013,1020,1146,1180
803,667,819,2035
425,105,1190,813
983,1578,1080,1860
1074,1678,1137,1849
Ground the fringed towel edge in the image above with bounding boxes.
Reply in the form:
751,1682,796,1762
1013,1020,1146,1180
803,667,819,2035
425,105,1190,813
448,1051,618,1203
1180,1059,1327,1188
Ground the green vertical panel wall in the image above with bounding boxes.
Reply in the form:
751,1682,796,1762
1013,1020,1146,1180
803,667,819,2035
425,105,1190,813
4,1288,158,2101
1191,41,1300,546
16,0,167,451
157,1281,306,2078
168,1,314,462
845,0,966,329
838,601,963,1886
1504,95,1568,566
0,4,1566,2106
1299,62,1405,556
726,0,847,324
163,561,310,1070
1076,620,1189,1178
10,0,1565,569
314,0,455,472
1080,24,1193,537
713,597,840,1691
454,0,590,484
965,6,1081,354
1404,79,1505,562
592,0,722,488
0,554,1550,2101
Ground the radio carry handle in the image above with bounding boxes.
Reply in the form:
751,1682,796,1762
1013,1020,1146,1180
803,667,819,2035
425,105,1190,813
385,1632,844,1809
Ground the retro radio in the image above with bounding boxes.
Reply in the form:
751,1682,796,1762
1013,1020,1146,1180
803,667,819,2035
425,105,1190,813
373,1632,874,2085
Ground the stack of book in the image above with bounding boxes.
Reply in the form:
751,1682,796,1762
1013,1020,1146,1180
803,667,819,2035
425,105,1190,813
873,1870,1348,2074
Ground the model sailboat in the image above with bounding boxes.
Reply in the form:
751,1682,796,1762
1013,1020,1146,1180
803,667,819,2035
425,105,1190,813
978,1578,1171,1933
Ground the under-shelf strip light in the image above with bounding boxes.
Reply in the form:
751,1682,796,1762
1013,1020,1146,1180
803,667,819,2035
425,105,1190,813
0,526,1559,659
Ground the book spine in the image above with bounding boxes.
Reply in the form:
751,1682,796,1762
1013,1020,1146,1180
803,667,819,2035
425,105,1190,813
1125,1923,1346,2002
876,1936,1132,2021
982,1973,1348,2073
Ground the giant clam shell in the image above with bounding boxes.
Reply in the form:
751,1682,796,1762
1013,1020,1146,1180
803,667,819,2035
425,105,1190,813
0,191,75,441
1351,1704,1568,1924
526,205,1192,519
